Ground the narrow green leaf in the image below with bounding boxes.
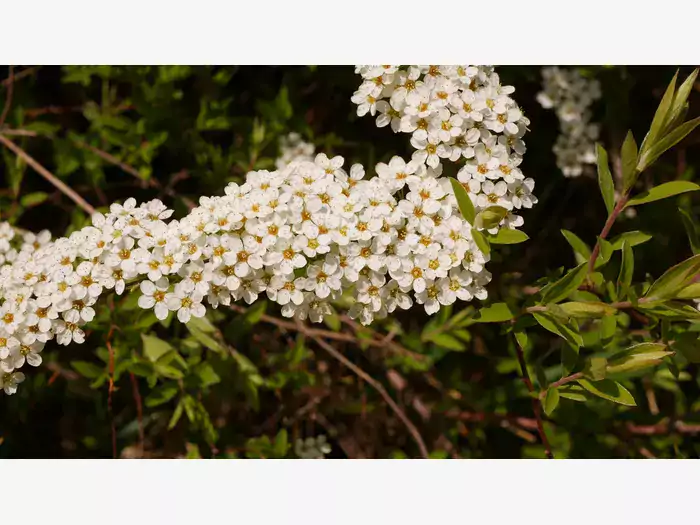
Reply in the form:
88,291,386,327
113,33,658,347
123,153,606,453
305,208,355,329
596,144,615,214
70,361,104,379
641,70,677,156
474,206,508,230
609,231,653,250
676,282,700,299
584,356,608,381
559,301,616,318
577,379,636,406
559,385,588,402
595,238,614,269
561,229,591,263
626,181,700,208
666,69,698,134
621,131,639,193
617,241,634,298
638,301,700,320
487,228,529,245
141,334,174,363
606,342,673,375
638,116,700,172
474,302,516,323
449,177,475,225
20,191,49,207
679,208,700,255
145,384,179,407
430,333,466,351
533,312,583,348
539,262,588,305
644,254,700,301
242,300,267,325
168,399,184,430
543,388,560,416
472,229,490,256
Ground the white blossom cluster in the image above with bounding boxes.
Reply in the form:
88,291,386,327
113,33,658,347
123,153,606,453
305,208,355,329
536,66,602,178
295,435,331,459
275,132,315,169
0,65,538,395
351,65,537,219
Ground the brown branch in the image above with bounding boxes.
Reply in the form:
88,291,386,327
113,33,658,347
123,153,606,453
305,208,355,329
0,134,96,215
587,194,629,276
513,335,554,459
0,128,38,137
306,327,429,459
72,139,145,182
229,304,425,361
129,372,146,453
0,65,14,128
1,66,39,87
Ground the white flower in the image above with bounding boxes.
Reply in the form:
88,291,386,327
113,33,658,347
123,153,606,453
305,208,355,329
138,277,170,320
0,371,25,395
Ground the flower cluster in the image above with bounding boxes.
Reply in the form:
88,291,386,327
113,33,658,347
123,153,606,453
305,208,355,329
0,65,537,395
275,132,316,169
536,66,602,178
352,65,537,221
295,435,332,459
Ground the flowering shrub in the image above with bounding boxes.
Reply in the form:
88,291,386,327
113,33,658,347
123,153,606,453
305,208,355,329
1,65,700,459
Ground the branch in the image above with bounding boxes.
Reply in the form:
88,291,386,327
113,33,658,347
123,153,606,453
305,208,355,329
305,326,430,459
1,66,39,87
587,194,629,276
513,335,554,459
0,134,96,215
0,65,14,128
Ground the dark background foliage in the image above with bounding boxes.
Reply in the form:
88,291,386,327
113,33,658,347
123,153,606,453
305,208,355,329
1,65,699,459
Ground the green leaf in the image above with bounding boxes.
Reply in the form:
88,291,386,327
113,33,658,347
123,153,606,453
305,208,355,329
584,356,608,381
596,144,615,214
676,283,700,299
145,384,179,407
539,262,587,305
679,208,700,255
242,300,267,325
637,301,700,320
617,241,634,298
638,116,700,172
609,231,653,250
561,229,591,263
543,388,560,416
141,334,174,363
665,69,698,133
194,362,221,388
19,192,49,207
474,206,508,230
641,70,677,157
606,342,673,375
559,301,616,318
471,229,490,256
559,385,588,402
577,379,636,406
70,361,104,379
487,228,529,245
323,310,341,332
626,181,700,208
621,131,639,193
430,333,466,351
474,302,516,323
449,177,475,225
187,325,224,353
168,399,184,430
533,313,583,348
274,429,289,458
671,333,700,363
644,254,700,301
514,330,528,349
595,238,613,269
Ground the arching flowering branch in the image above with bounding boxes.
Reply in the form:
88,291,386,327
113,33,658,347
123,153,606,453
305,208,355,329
0,65,538,395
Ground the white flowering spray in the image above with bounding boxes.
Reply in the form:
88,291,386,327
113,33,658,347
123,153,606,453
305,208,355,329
0,65,537,395
536,66,602,178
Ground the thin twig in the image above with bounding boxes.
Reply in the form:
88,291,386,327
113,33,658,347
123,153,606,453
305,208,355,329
72,139,145,182
1,66,39,87
0,65,15,129
0,128,38,137
129,372,146,453
513,335,554,459
306,328,429,459
0,134,96,215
